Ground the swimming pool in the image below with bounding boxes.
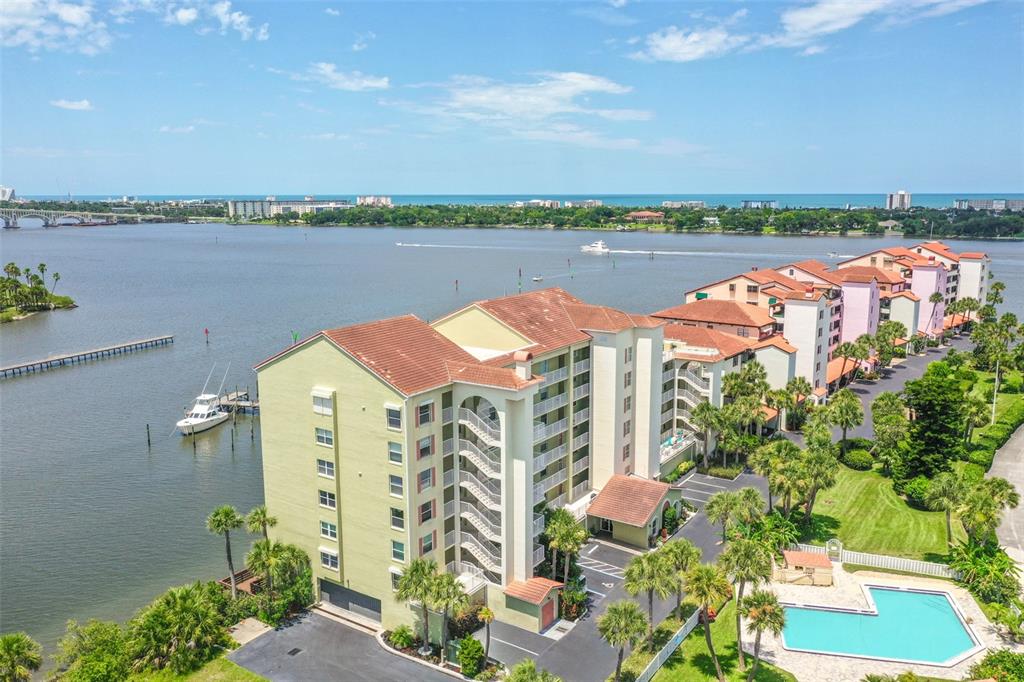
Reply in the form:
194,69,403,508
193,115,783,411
782,586,983,666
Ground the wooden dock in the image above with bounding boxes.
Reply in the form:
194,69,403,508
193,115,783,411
0,335,174,378
220,390,259,414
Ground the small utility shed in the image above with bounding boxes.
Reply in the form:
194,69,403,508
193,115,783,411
501,577,563,631
775,550,834,586
586,475,678,549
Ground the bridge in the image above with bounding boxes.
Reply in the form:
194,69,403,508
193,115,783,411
0,207,161,228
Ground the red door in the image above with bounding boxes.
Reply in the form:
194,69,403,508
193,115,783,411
541,598,556,628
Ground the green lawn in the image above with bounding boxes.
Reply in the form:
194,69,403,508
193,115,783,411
652,602,796,682
803,466,964,561
130,657,265,682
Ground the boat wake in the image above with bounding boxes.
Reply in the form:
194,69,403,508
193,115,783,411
395,242,519,251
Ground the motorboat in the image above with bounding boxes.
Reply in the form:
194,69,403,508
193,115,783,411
580,240,610,255
177,394,230,435
532,275,544,282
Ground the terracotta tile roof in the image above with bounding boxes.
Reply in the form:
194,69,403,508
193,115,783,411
651,299,775,328
761,405,779,421
472,288,594,355
826,357,860,384
761,286,791,299
782,288,826,302
663,324,756,362
753,335,797,354
744,269,803,290
587,474,670,527
916,241,959,262
782,550,832,569
780,260,843,286
959,252,987,259
563,302,662,333
838,265,905,285
444,361,542,391
839,272,878,284
625,210,664,219
504,577,563,605
880,289,920,302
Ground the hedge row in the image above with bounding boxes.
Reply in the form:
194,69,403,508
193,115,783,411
972,398,1024,470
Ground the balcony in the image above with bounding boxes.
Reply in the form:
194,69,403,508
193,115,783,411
549,492,568,508
571,480,590,500
534,443,567,471
660,435,698,464
459,470,502,510
573,406,590,423
534,418,568,443
444,499,455,518
442,406,453,424
443,438,454,456
662,368,676,382
540,366,569,388
533,392,569,418
459,501,502,542
681,367,710,392
443,468,454,488
533,513,545,537
573,358,590,375
533,467,568,501
572,383,590,400
571,431,589,451
661,389,675,404
572,455,589,475
447,561,487,594
533,544,545,566
459,438,501,479
661,408,674,423
459,408,500,445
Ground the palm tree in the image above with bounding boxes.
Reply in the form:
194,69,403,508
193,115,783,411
431,572,469,663
828,388,864,454
685,564,732,682
661,538,701,616
751,440,799,510
245,539,304,603
206,505,245,599
704,490,740,542
771,456,805,517
801,448,839,524
962,395,988,444
478,606,495,664
718,539,772,671
690,401,722,469
507,659,563,682
740,590,786,682
734,487,765,526
51,271,61,296
554,515,589,586
395,558,438,654
597,600,648,682
0,633,42,682
129,583,230,674
926,291,944,337
833,341,858,388
546,508,574,580
959,296,980,331
924,472,966,546
785,376,812,430
623,551,676,638
245,505,278,541
876,319,908,362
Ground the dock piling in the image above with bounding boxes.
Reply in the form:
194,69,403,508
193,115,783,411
146,424,151,449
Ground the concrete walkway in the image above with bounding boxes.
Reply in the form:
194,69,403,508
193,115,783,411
989,421,1024,564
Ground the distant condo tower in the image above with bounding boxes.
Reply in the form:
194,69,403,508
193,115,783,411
0,186,15,202
741,200,777,210
885,190,912,210
357,195,394,208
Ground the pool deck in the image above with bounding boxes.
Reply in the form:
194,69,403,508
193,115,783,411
748,566,1022,682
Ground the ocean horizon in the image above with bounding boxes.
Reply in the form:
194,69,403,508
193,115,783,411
18,192,1024,209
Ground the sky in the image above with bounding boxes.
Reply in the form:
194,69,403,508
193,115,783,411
1,0,1022,195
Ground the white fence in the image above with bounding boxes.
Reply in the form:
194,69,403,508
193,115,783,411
791,542,959,579
634,609,700,682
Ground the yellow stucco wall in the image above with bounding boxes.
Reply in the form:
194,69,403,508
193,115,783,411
432,306,532,355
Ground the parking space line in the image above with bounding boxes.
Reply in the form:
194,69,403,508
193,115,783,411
491,637,539,656
586,588,607,600
681,494,709,504
687,479,727,490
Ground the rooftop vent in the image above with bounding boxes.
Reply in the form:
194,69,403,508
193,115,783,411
287,648,302,656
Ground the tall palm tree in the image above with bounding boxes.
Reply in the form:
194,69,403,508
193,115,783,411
785,376,812,430
876,319,908,362
546,508,574,580
623,551,676,638
129,583,229,674
828,388,864,454
924,472,966,546
0,633,42,682
597,600,648,682
959,296,980,331
771,456,805,517
962,395,988,444
245,539,304,603
801,448,839,524
690,401,722,469
833,341,858,389
478,606,495,664
740,590,786,682
206,505,245,599
926,291,944,337
431,572,469,663
718,539,772,671
395,558,438,654
734,487,766,526
661,538,701,616
555,515,589,586
245,505,278,541
751,440,799,510
704,490,740,542
685,564,732,682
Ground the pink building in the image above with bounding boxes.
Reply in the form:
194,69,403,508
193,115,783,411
837,272,880,343
909,259,947,337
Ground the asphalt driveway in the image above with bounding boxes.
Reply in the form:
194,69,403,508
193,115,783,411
990,422,1024,563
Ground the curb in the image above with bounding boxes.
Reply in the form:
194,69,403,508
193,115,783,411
373,630,468,680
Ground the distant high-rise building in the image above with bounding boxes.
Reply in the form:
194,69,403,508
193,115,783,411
954,198,1021,212
662,200,705,209
741,200,777,210
0,186,15,202
357,195,394,208
564,199,603,208
885,190,912,210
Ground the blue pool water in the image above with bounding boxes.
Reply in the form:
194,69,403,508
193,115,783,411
782,587,978,665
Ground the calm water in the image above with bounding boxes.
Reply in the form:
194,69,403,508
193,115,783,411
1,224,1021,649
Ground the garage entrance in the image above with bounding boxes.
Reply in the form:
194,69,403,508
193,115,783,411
319,579,382,623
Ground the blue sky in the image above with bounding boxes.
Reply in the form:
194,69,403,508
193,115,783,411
1,0,1022,195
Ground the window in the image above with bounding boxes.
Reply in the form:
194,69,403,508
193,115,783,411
420,532,435,555
815,362,821,372
624,371,632,389
392,540,405,562
417,435,434,459
389,475,404,497
622,443,631,460
312,394,333,416
746,285,758,294
317,459,335,479
870,256,877,266
728,283,736,293
391,571,401,591
818,310,824,320
386,407,402,430
419,500,434,523
732,357,739,367
417,468,434,493
320,550,339,570
388,441,403,465
623,396,631,414
624,347,633,363
320,520,337,539
315,427,333,446
623,420,631,436
736,327,748,337
417,402,433,426
817,328,822,338
319,490,336,509
390,507,405,529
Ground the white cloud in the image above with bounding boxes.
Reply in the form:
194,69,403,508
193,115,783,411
573,5,638,27
274,62,389,91
158,124,195,133
209,0,267,40
304,132,349,141
632,26,749,62
800,45,827,56
324,7,340,16
608,0,628,7
352,30,375,52
167,6,197,25
50,98,94,110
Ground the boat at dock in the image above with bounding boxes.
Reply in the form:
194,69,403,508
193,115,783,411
177,364,231,435
532,275,544,282
580,240,610,254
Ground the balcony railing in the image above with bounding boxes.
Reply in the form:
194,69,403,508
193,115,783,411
443,468,455,488
572,455,589,475
661,408,674,423
660,435,698,463
573,406,590,423
459,501,502,541
679,387,703,407
533,392,568,417
442,406,453,424
458,531,502,573
459,470,502,510
661,389,675,403
446,561,487,593
444,499,455,519
540,366,569,387
533,544,545,566
549,492,568,508
533,513,545,537
681,367,710,392
571,480,590,500
572,383,590,400
443,438,454,456
533,467,568,501
459,408,500,444
573,358,590,375
662,368,676,382
571,431,589,450
459,438,501,479
534,443,567,471
534,418,568,443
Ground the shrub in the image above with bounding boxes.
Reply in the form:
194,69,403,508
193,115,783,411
56,619,130,682
968,448,995,469
842,449,874,470
388,624,416,650
703,465,743,480
128,582,231,674
959,462,986,485
968,648,1024,681
560,587,587,620
950,542,1022,605
663,460,695,483
842,437,875,452
457,636,485,678
448,605,482,641
902,476,931,508
662,505,679,534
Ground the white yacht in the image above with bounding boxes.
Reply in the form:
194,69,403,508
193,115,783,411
177,394,230,435
580,240,610,255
